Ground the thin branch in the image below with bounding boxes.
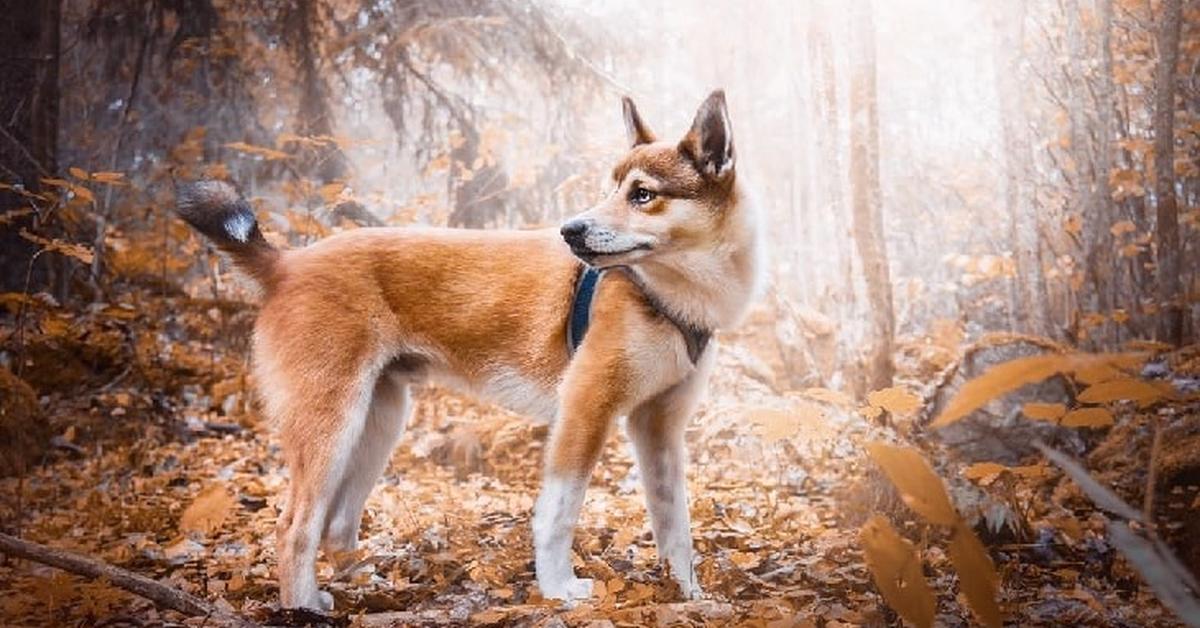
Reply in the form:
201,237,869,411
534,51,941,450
524,3,633,97
1143,413,1163,528
397,51,472,130
0,124,52,179
0,533,256,627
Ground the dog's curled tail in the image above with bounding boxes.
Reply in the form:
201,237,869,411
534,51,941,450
175,180,280,289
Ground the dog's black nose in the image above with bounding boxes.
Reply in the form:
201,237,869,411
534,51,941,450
560,219,588,241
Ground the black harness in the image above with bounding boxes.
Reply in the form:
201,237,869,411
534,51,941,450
567,265,711,364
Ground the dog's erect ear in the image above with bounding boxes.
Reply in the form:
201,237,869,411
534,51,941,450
679,90,735,180
622,96,656,147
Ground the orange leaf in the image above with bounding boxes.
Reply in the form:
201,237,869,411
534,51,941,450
1075,361,1126,385
1078,378,1168,407
1060,407,1115,428
948,522,1003,628
866,442,959,525
319,182,347,205
180,484,235,535
18,229,94,264
1109,220,1137,237
224,141,291,161
935,354,1071,427
860,515,936,628
798,387,855,408
963,462,1047,483
1064,214,1083,235
1023,402,1066,422
963,462,1008,484
747,401,825,443
933,353,1138,427
867,386,922,417
90,171,126,186
69,184,95,204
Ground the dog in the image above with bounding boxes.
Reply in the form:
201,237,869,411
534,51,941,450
175,90,764,610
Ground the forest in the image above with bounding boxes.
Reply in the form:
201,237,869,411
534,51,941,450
0,0,1198,626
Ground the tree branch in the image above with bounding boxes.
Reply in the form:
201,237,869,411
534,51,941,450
0,532,256,627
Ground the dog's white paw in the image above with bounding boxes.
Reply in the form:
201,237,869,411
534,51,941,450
541,577,594,604
316,590,335,611
681,582,705,601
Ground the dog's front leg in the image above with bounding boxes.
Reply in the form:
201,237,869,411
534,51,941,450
533,383,621,602
625,359,710,600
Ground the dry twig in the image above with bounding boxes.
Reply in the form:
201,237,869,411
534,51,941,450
0,532,256,627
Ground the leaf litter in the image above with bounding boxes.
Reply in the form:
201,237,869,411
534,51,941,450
0,299,1195,627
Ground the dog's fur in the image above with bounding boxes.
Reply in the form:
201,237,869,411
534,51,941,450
175,90,763,610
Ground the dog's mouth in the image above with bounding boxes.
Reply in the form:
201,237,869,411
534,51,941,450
569,242,653,264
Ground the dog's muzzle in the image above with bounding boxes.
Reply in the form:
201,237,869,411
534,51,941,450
560,218,653,262
560,218,594,258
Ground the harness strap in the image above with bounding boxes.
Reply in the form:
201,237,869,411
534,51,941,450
567,265,711,364
567,266,603,356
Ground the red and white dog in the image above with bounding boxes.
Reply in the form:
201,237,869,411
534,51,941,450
176,90,763,610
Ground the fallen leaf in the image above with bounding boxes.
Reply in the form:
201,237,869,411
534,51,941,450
963,462,1007,484
748,401,825,442
180,484,236,535
867,387,922,416
798,387,855,408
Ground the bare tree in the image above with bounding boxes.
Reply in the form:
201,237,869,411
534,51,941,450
849,0,894,391
1153,0,1184,345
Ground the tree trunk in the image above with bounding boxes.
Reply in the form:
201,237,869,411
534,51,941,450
290,0,346,183
849,0,894,392
1063,0,1109,344
0,0,59,292
1091,0,1119,345
808,1,856,388
994,0,1051,338
1153,0,1183,345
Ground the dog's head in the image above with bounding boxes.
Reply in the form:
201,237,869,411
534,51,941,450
561,90,737,267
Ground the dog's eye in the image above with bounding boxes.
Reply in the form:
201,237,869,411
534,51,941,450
629,187,657,205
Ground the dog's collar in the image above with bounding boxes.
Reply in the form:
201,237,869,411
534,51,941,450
567,265,711,364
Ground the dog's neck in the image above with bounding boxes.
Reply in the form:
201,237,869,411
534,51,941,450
628,183,765,333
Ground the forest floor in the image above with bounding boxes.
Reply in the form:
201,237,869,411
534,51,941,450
1,294,1197,627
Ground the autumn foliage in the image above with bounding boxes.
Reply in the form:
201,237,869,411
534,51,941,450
2,0,1200,626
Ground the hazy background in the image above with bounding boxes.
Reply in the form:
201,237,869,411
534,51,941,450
4,0,1197,394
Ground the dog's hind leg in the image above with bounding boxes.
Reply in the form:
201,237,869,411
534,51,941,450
275,362,381,611
625,354,712,600
322,370,413,556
